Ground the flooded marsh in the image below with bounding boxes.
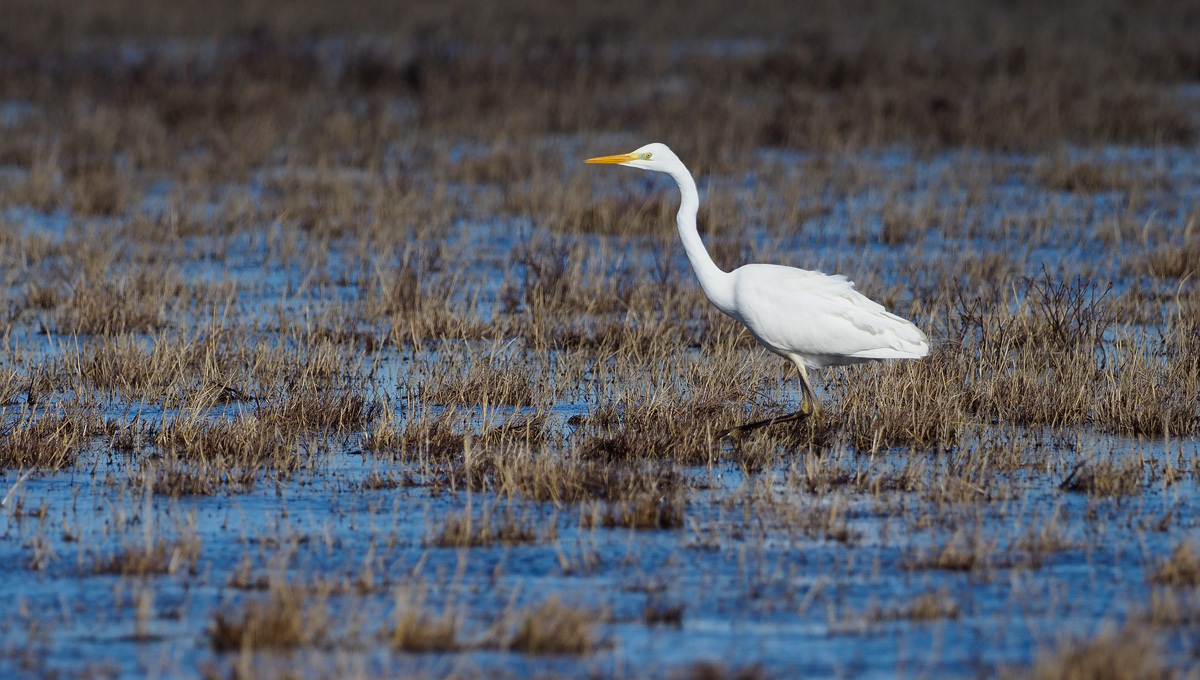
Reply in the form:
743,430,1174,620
3,1,1200,678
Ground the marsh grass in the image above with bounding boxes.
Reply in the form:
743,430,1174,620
208,584,331,651
904,530,997,574
1010,624,1172,680
1144,588,1200,627
1148,543,1200,587
584,491,686,531
387,588,462,652
132,456,258,496
1060,459,1143,497
388,608,461,653
95,536,202,576
154,415,298,472
53,268,189,337
1138,243,1200,280
502,597,600,656
0,408,110,470
1034,156,1170,195
424,355,542,407
426,499,552,547
865,590,961,622
675,664,770,680
2,1,1200,676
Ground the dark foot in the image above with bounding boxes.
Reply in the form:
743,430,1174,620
717,406,815,440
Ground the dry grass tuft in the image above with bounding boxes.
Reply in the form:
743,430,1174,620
1136,241,1200,280
426,500,550,547
586,491,685,531
94,535,201,576
469,446,685,507
866,590,961,622
1142,587,1200,628
256,388,381,432
53,268,186,336
1034,157,1163,195
1060,459,1141,497
674,662,771,680
208,584,330,651
155,415,296,471
389,608,460,653
1144,588,1200,627
0,409,110,470
505,597,599,655
1148,542,1200,587
905,530,995,573
1009,624,1171,680
133,457,257,496
425,356,540,407
387,589,461,652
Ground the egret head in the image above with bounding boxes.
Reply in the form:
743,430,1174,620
585,143,680,173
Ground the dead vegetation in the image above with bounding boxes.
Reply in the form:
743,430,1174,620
423,355,542,407
504,597,600,656
583,491,686,531
208,584,331,651
203,581,603,659
1144,588,1200,627
866,590,961,622
1060,459,1142,497
1008,624,1172,680
132,456,258,496
1137,242,1200,281
1149,543,1200,587
387,588,461,652
94,535,202,576
905,530,997,574
426,500,551,547
673,664,770,680
1,1,1199,677
0,408,111,470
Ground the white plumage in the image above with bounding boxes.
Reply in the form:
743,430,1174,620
730,265,929,367
586,142,929,435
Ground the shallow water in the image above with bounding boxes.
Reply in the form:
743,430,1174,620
4,435,1200,678
3,141,1200,678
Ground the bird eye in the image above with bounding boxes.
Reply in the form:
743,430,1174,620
643,152,653,160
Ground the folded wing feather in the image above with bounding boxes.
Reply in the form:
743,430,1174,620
730,265,929,366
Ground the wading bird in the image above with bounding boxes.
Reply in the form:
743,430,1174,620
586,143,929,437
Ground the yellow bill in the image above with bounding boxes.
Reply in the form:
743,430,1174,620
585,152,638,164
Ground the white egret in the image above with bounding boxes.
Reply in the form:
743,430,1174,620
586,143,929,437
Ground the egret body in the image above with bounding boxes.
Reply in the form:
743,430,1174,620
586,143,929,436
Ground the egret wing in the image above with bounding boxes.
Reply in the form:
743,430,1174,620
731,265,928,366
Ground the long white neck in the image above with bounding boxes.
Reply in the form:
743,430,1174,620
666,163,735,314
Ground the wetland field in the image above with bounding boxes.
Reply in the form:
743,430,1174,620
2,1,1200,678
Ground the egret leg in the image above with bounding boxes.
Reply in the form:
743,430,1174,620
719,359,820,439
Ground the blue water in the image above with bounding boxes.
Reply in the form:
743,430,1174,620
2,141,1199,678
